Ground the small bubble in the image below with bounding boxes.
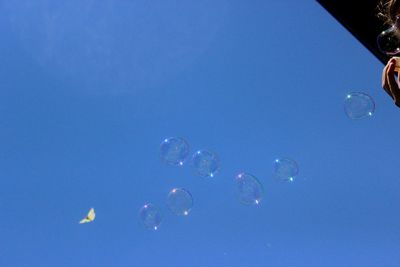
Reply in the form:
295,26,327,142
139,203,162,230
274,158,298,182
192,150,220,177
235,172,264,205
344,92,375,119
160,137,190,166
377,21,400,55
166,188,193,216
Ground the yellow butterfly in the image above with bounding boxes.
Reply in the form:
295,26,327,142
79,208,95,224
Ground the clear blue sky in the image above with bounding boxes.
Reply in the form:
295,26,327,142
0,1,399,266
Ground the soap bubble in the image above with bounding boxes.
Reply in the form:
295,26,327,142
377,22,400,55
160,137,190,166
235,172,263,205
344,92,375,119
166,188,193,216
139,203,162,230
192,150,220,177
273,158,299,182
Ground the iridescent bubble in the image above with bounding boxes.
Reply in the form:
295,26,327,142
377,20,400,55
139,203,162,230
344,92,375,119
192,150,220,177
235,172,263,205
166,188,193,216
160,137,190,166
273,158,299,182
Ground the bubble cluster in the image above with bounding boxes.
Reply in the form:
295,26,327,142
344,92,375,120
192,150,220,177
273,158,299,182
139,203,162,230
160,137,190,166
235,173,263,205
167,188,193,216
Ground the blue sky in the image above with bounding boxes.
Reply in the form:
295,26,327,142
0,1,399,266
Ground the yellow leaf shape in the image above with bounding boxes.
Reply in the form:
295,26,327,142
79,208,95,224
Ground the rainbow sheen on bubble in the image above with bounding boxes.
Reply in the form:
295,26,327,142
235,172,263,205
192,150,220,177
344,92,375,119
160,137,190,166
167,188,193,216
273,158,299,182
139,203,162,230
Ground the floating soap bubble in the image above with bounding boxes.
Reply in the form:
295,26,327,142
160,137,190,166
235,172,263,205
139,203,162,230
273,158,299,182
377,19,400,55
192,150,220,177
344,92,375,119
167,188,193,216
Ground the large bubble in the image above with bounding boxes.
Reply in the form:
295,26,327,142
166,188,193,216
160,137,190,166
139,203,162,230
192,150,220,177
344,92,375,120
273,158,299,182
235,172,263,205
